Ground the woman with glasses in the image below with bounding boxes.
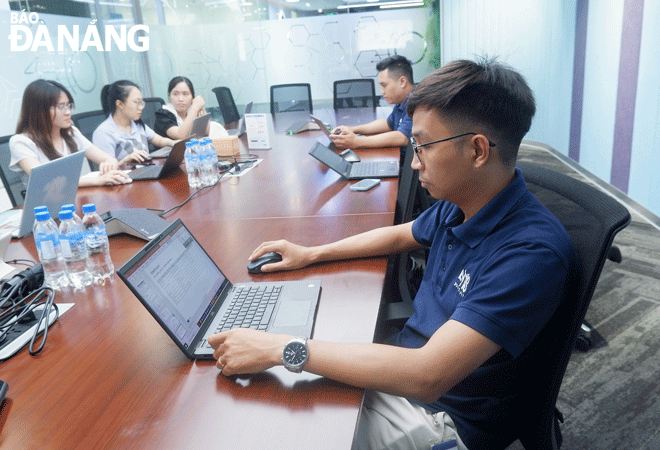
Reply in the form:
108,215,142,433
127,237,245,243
93,80,175,161
9,79,131,187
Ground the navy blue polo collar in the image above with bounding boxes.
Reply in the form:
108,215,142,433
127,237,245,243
444,168,527,249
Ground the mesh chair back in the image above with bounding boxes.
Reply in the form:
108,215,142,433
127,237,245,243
333,79,377,109
212,87,241,124
270,84,313,114
72,110,106,142
514,162,631,449
142,97,165,130
0,135,25,207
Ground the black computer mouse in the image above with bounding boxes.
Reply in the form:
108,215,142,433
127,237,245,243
339,149,361,163
247,252,283,274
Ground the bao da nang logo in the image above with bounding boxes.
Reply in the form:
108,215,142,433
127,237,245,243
8,12,149,52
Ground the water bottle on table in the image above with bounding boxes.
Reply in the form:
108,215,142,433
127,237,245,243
33,209,68,289
58,209,92,289
184,141,201,188
82,203,114,282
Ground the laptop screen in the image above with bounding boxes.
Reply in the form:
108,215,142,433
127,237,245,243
121,221,228,349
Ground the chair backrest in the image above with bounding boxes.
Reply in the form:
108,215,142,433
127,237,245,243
0,135,25,207
72,110,106,142
333,79,377,109
72,110,107,172
142,97,165,130
393,141,417,226
514,162,631,449
212,87,241,125
270,83,312,115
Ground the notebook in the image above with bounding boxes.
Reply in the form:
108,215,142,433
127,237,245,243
226,102,253,136
127,137,190,181
308,141,399,180
117,219,321,359
0,151,85,238
150,114,210,158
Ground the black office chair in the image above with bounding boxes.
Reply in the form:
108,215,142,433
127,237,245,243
333,79,377,109
377,142,425,340
509,162,631,449
270,83,313,115
212,87,241,125
0,135,25,207
142,97,165,130
72,110,107,172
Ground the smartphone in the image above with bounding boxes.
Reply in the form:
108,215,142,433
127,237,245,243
350,179,380,191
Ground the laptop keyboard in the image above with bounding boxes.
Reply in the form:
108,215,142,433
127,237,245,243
349,162,379,177
216,285,282,333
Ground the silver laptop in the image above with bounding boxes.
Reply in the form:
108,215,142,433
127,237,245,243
2,151,85,238
117,219,321,359
227,102,253,136
150,113,210,158
127,137,190,181
308,141,399,180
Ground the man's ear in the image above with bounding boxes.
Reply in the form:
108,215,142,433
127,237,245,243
398,75,407,88
471,134,493,168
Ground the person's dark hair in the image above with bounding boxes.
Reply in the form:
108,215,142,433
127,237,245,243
406,57,536,166
16,79,78,160
376,55,414,84
167,76,195,97
101,79,141,115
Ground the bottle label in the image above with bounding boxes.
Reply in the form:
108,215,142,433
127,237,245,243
35,232,57,260
85,225,108,249
59,236,72,258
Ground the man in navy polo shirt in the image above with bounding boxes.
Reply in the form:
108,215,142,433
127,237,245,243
330,55,414,164
209,58,578,450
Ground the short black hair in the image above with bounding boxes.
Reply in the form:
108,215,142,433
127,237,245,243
406,57,535,166
376,55,413,84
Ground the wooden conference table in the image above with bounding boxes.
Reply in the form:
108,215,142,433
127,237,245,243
0,108,400,449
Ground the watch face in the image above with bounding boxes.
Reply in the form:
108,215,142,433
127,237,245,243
284,341,308,366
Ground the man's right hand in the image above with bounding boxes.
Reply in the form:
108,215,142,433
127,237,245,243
248,240,315,272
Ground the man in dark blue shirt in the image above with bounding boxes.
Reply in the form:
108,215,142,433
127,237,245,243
330,55,414,162
209,58,578,450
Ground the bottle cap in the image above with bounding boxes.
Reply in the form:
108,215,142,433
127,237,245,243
82,203,97,214
34,205,49,215
58,209,74,221
190,138,199,144
185,141,194,147
62,204,76,213
35,211,50,222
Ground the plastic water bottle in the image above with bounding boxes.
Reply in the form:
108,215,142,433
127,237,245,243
61,204,83,228
199,139,213,186
82,203,114,282
184,141,201,188
204,138,219,183
33,210,68,289
58,209,92,289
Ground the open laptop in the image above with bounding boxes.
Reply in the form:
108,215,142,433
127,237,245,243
117,219,321,359
0,151,85,238
150,114,210,158
127,137,190,181
226,102,253,136
308,141,399,179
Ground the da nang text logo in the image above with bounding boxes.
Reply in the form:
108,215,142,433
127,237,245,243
8,12,149,52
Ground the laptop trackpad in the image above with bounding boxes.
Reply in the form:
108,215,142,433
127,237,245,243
272,301,312,327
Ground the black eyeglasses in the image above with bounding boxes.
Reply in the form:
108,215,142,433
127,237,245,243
410,132,496,164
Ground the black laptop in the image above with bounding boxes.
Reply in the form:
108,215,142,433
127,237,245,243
117,219,321,359
308,141,399,179
127,137,190,181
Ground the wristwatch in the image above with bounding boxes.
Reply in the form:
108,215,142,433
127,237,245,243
282,337,309,373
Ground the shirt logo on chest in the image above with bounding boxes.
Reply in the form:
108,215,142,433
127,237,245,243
454,269,470,297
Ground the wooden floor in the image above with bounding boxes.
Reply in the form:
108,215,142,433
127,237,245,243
507,143,660,449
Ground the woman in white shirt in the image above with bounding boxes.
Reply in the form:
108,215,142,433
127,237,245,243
9,79,133,187
93,80,175,160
